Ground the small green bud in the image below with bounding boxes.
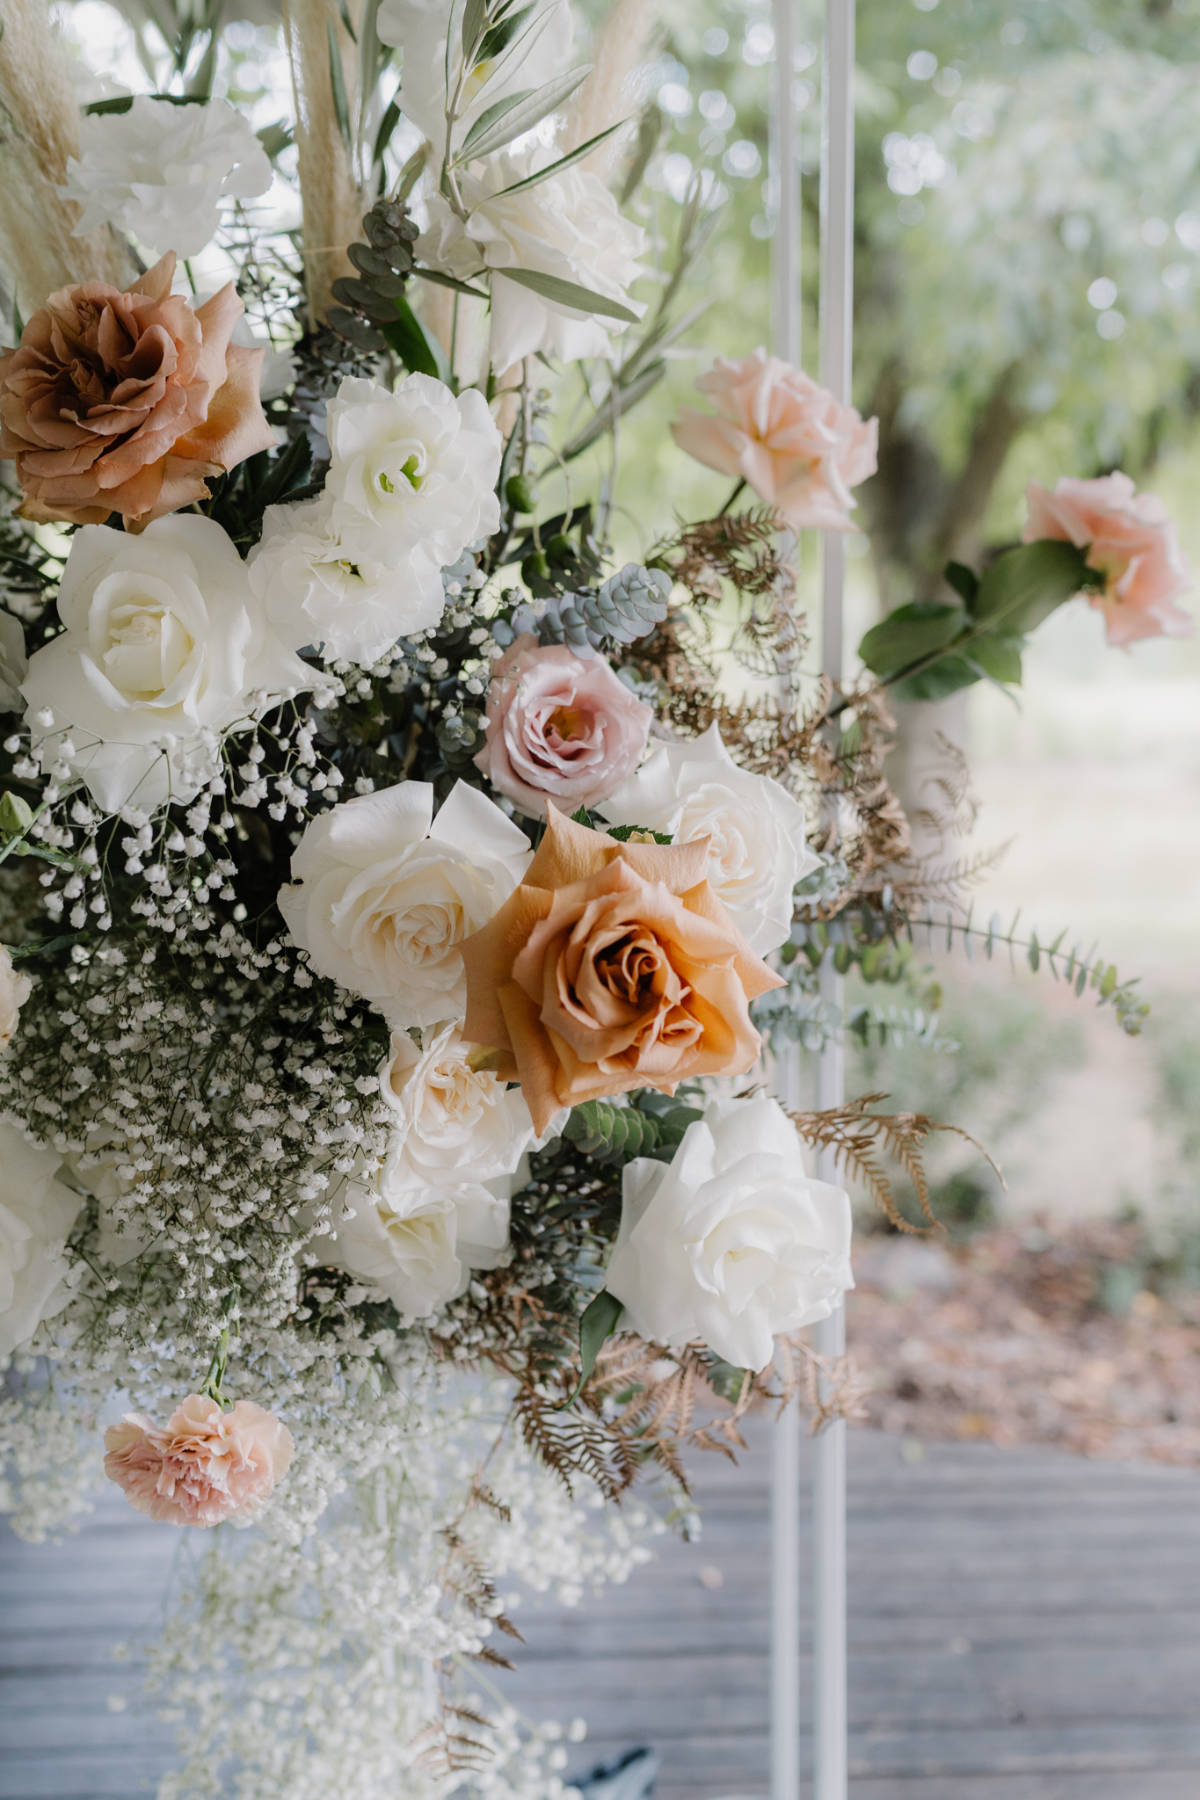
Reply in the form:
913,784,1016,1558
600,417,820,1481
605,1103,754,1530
505,473,536,513
521,551,551,586
545,533,574,565
0,792,34,837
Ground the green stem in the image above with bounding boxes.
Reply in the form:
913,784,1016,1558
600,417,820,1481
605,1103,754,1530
716,477,747,517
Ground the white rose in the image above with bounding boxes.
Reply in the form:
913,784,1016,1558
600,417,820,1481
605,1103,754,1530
21,516,315,814
599,724,820,956
249,494,445,667
324,1170,509,1319
381,1024,536,1194
278,779,532,1026
378,0,575,148
0,1119,81,1358
605,1095,853,1373
60,96,273,259
323,374,502,569
418,149,647,370
0,611,28,714
0,947,31,1050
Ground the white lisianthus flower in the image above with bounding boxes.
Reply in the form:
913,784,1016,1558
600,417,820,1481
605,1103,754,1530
249,494,444,666
378,0,575,148
380,1024,538,1195
277,779,532,1026
21,516,316,814
419,150,647,370
323,374,502,567
599,724,820,955
606,1095,853,1372
0,1120,81,1359
60,96,273,259
0,947,31,1051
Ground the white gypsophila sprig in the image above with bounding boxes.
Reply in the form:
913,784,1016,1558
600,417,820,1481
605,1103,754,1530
60,97,273,260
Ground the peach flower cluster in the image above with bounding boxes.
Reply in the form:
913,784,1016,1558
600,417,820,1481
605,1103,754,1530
460,807,782,1134
104,1394,294,1528
0,252,273,528
475,635,653,817
671,348,877,531
1024,473,1193,648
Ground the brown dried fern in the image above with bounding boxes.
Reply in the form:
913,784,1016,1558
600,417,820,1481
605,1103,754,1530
788,1093,1003,1234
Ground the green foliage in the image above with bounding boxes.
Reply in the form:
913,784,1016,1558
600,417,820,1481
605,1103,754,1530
567,1289,624,1404
858,541,1091,701
497,563,671,652
563,1098,702,1166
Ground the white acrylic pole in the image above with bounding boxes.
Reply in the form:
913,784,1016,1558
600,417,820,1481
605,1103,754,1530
812,5,855,1798
768,2,804,1796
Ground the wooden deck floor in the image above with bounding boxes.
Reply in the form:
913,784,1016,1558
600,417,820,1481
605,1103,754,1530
2,1422,1199,1798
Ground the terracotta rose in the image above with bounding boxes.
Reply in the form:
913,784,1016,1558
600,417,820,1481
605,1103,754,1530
460,807,783,1134
0,253,274,528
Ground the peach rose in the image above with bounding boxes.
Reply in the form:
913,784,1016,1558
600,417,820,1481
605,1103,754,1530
475,635,653,817
671,348,877,531
0,253,274,528
1024,473,1193,648
460,807,783,1134
103,1394,294,1528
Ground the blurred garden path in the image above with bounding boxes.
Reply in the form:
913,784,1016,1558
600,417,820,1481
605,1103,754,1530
3,1419,1200,1798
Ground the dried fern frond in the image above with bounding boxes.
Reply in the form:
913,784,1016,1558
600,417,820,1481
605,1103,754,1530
788,1092,1003,1233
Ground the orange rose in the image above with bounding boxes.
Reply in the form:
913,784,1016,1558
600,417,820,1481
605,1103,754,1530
0,252,274,528
460,806,783,1134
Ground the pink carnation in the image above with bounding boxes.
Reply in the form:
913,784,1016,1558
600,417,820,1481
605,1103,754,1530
1024,473,1193,648
671,348,877,531
104,1394,294,1528
475,635,652,818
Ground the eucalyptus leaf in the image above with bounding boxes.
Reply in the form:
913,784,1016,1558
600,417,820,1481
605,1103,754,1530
858,599,966,676
458,64,591,161
496,266,640,324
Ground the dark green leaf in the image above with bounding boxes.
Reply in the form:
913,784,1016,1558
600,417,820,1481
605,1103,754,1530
858,599,966,677
371,96,403,167
496,265,640,324
567,1290,624,1404
381,295,447,379
943,560,979,606
965,634,1023,686
890,655,980,703
461,0,488,62
972,539,1089,633
84,92,207,115
477,3,536,65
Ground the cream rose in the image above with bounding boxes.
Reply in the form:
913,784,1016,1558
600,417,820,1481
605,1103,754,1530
324,1166,510,1319
21,515,315,813
381,1024,538,1196
0,1119,82,1359
418,149,647,371
599,724,819,956
278,779,533,1027
605,1094,853,1372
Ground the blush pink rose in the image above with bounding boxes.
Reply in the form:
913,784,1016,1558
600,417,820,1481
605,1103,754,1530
0,252,275,529
1023,473,1193,648
103,1394,294,1528
671,348,878,531
475,634,652,817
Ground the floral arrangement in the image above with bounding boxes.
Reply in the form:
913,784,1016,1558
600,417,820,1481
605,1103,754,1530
0,3,1189,1795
